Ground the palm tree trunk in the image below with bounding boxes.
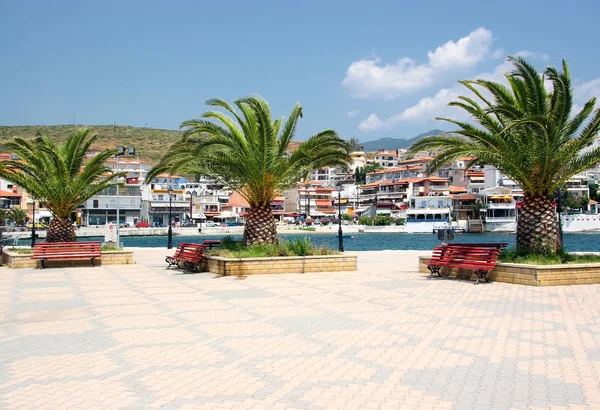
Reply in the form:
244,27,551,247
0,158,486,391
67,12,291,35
517,195,561,253
47,217,77,243
243,206,277,245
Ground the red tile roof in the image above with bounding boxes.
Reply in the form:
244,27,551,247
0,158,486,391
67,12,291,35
0,190,21,197
449,185,468,193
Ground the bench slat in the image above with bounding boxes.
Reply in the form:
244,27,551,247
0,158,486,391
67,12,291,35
32,242,101,268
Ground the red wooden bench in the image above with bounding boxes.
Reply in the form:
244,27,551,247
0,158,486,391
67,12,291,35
32,242,102,269
443,242,508,250
202,239,221,249
165,242,206,272
426,245,501,285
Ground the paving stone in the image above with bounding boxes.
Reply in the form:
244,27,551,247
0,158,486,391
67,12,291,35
1,249,599,409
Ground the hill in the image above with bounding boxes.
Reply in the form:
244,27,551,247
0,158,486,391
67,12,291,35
0,125,182,162
361,129,444,152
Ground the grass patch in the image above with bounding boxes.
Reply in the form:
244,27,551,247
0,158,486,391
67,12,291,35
101,244,122,251
208,235,337,258
6,247,33,254
499,248,600,265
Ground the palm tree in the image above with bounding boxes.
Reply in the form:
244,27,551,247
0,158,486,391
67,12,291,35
411,57,600,253
148,96,350,245
0,128,123,242
8,207,27,226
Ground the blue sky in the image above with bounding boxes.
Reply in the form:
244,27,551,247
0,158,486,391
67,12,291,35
1,0,599,142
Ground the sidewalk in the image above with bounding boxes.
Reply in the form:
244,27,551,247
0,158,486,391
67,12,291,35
1,249,599,409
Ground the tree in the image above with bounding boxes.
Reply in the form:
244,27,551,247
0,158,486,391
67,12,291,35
8,207,27,226
410,57,600,253
0,209,7,226
348,137,363,151
364,162,382,174
0,128,123,242
148,96,350,245
354,167,367,184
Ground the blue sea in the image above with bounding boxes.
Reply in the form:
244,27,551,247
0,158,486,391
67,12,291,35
31,232,599,252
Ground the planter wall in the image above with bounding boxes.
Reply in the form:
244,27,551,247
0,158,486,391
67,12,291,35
2,249,134,269
204,254,357,276
418,256,600,286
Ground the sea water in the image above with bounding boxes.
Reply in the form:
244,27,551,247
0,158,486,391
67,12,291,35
23,232,599,252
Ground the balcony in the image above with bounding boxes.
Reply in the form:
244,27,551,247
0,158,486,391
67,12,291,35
487,202,515,209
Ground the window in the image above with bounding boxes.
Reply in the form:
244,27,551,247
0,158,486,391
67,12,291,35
158,195,164,200
93,200,99,208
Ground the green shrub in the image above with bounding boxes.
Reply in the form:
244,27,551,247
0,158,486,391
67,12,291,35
101,244,121,251
286,237,312,256
7,247,33,254
208,236,335,258
499,247,600,265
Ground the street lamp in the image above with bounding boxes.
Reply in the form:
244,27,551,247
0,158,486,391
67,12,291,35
31,196,36,247
167,186,174,249
336,182,344,252
187,192,193,222
115,145,135,247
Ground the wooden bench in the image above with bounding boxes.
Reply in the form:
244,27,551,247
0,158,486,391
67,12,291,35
202,239,221,249
32,242,102,269
426,245,501,285
443,242,508,250
165,242,206,272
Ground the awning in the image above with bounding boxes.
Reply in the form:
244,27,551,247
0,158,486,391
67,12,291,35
502,195,513,199
316,199,332,206
35,210,52,221
204,212,219,217
490,196,502,199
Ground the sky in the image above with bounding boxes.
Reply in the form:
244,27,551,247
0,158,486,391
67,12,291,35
1,0,599,142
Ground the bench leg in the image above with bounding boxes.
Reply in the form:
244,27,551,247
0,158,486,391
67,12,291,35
40,258,45,269
91,257,95,267
165,257,176,269
427,264,442,279
474,270,489,285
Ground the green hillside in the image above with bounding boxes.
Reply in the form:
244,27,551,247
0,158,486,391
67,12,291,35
0,125,182,162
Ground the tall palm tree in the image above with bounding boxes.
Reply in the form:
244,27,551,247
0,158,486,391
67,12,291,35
0,128,123,242
410,57,600,253
8,207,27,226
148,95,351,245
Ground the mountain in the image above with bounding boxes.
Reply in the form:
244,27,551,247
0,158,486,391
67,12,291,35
0,125,182,162
361,129,444,152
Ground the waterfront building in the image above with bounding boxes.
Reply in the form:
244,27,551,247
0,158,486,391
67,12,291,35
184,176,231,220
374,150,399,168
143,174,188,226
481,186,517,232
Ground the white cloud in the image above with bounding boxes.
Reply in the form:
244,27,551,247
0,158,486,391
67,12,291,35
574,79,600,103
347,109,361,117
342,27,493,99
358,54,600,132
358,114,387,132
358,58,514,131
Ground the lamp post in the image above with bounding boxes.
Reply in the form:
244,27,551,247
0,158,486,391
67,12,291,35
31,197,36,248
167,186,174,249
188,192,193,222
554,187,564,249
336,182,344,252
115,145,136,247
305,186,309,220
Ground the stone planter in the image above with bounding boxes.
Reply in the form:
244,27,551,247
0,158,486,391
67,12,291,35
2,249,134,269
418,256,600,286
203,254,357,276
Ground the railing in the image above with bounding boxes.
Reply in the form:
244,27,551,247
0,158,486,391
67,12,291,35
486,202,515,208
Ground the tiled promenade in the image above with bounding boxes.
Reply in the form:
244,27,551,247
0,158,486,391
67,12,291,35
1,249,600,409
